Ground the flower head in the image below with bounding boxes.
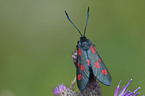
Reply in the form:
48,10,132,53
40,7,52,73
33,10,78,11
114,79,143,96
53,84,77,96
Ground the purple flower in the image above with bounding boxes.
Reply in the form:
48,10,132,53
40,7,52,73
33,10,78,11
53,77,102,96
53,84,77,96
114,79,143,96
53,84,66,95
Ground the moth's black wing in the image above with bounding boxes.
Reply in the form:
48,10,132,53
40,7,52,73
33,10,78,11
87,44,112,85
77,47,90,91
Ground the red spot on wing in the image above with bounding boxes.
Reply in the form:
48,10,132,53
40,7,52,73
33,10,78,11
93,46,97,51
102,69,107,75
87,59,90,66
95,61,100,68
78,74,82,80
81,65,85,71
77,63,80,67
78,48,81,56
91,46,95,54
99,58,101,63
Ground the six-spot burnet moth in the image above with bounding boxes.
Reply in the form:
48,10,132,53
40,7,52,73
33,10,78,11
65,7,112,91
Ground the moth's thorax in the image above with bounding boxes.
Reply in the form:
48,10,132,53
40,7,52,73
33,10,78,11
78,35,91,51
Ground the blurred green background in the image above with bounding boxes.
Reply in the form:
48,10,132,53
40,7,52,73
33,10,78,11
0,0,145,96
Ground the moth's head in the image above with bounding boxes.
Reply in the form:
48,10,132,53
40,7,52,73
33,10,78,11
79,35,90,50
80,35,87,42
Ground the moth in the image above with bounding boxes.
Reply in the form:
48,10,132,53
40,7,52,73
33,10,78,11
65,7,112,91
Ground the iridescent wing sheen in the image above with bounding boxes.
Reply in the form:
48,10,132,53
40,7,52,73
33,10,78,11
76,47,90,91
87,44,112,85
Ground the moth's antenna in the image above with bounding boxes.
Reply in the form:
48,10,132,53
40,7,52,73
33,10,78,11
84,7,89,36
65,11,82,36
